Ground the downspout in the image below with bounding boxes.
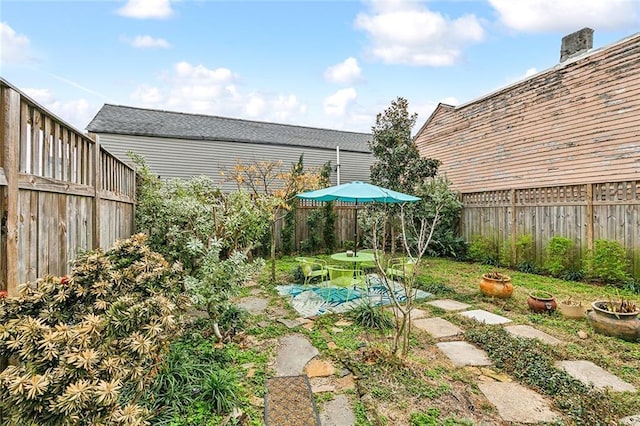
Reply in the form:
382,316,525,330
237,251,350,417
336,146,341,185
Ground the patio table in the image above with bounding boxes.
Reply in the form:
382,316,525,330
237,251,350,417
330,252,375,272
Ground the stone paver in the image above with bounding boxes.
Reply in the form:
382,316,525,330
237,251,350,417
278,317,309,329
460,309,512,324
274,334,319,377
306,359,336,377
413,317,462,338
319,395,356,426
555,360,636,392
505,325,562,345
478,382,560,423
387,307,429,319
426,299,471,311
620,414,640,425
236,297,269,315
436,341,492,367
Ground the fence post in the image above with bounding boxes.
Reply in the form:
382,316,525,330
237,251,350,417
92,140,101,249
510,188,517,264
586,183,594,252
1,87,20,296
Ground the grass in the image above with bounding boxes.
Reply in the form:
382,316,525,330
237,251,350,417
159,255,639,425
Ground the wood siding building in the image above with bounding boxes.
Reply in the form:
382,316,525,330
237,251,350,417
87,105,374,191
413,31,640,278
414,32,640,193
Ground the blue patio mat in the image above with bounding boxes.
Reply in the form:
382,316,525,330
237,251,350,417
276,274,432,318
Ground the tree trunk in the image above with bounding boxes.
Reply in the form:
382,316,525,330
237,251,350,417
270,221,277,283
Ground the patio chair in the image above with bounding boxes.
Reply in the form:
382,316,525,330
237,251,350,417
385,257,416,282
295,257,329,286
358,248,384,274
326,265,366,303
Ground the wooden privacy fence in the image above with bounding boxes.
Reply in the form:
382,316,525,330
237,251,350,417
460,180,640,278
273,200,358,251
0,79,136,295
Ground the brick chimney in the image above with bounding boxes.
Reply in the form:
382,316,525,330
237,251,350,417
560,28,594,62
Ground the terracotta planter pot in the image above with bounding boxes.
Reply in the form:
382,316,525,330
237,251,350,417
586,301,640,342
479,273,513,298
558,303,586,319
527,291,557,314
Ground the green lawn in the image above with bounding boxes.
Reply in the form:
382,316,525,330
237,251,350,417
163,255,640,425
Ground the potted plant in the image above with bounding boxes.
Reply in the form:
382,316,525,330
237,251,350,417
557,297,585,319
527,291,557,314
479,271,513,298
586,297,640,341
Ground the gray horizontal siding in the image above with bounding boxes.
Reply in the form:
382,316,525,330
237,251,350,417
97,134,374,192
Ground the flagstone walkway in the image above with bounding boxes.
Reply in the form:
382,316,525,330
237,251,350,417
237,292,638,425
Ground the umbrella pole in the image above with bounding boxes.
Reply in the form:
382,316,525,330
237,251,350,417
354,200,358,256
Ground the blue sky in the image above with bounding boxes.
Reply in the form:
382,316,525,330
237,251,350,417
1,0,638,133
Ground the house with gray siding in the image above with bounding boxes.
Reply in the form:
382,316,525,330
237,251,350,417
86,104,373,191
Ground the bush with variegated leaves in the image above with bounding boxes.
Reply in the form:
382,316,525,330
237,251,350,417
0,233,189,425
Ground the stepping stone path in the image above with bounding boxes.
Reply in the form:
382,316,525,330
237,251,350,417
478,382,560,423
505,324,561,345
555,360,636,392
460,309,512,324
426,299,470,311
236,296,269,315
387,307,429,319
436,341,492,367
278,317,311,329
257,292,639,426
274,334,319,377
413,317,462,339
319,395,356,426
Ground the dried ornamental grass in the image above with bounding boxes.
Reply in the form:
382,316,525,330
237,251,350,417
0,234,189,425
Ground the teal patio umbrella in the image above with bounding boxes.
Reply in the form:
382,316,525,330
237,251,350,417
296,181,420,255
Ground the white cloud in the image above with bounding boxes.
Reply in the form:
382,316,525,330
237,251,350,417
117,0,173,19
489,0,639,32
130,61,307,124
354,0,484,66
23,88,95,131
324,57,362,84
130,35,170,49
323,88,357,116
1,22,32,64
524,68,537,78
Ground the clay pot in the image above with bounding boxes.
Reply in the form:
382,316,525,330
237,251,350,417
527,291,557,314
558,303,586,319
479,273,513,298
586,301,640,342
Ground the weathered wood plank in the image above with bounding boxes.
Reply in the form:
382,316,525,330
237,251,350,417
18,174,95,197
2,87,20,295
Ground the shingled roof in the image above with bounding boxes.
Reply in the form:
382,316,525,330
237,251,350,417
86,104,372,153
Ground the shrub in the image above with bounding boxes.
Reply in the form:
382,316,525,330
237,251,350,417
350,302,394,329
203,369,240,414
545,236,575,277
468,234,499,265
0,234,188,425
584,239,630,285
131,328,238,422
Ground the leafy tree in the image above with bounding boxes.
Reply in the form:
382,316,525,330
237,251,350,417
229,158,320,282
369,97,439,193
282,156,305,255
369,97,440,252
364,175,460,357
131,154,268,340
